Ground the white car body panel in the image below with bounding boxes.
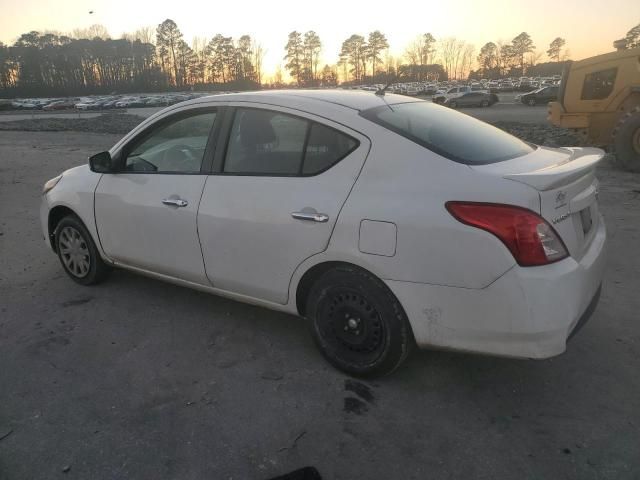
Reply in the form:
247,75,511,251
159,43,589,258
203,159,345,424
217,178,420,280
40,165,102,251
40,90,607,361
197,102,371,304
94,174,209,284
387,216,605,357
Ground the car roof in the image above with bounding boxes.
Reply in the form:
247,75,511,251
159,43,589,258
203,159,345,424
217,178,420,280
184,89,417,112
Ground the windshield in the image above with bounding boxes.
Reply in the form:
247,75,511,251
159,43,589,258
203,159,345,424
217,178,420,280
360,101,534,165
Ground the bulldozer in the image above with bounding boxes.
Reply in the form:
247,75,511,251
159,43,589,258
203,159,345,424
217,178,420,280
548,40,640,171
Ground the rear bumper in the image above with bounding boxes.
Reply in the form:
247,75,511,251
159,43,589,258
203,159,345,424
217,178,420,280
386,214,606,359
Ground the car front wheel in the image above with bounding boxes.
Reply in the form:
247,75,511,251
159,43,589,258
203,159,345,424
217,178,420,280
306,266,414,377
527,98,536,106
55,215,110,285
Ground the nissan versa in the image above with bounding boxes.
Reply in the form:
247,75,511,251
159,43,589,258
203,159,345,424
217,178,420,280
40,90,606,377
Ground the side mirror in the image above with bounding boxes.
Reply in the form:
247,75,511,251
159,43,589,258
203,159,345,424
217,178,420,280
89,151,114,173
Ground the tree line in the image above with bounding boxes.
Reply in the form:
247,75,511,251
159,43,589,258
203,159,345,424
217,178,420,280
1,20,638,98
0,19,265,97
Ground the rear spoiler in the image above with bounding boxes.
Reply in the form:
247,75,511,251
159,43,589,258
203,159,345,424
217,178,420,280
503,147,605,191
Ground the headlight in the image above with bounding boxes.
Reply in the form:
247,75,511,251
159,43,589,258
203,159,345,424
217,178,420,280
43,174,63,195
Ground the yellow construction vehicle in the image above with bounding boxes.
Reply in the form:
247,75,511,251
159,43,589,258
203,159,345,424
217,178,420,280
548,40,640,171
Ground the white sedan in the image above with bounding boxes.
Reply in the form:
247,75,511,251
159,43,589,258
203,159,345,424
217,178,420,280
40,90,606,377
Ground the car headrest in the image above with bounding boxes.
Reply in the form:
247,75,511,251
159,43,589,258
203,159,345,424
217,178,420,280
239,111,276,148
308,125,338,151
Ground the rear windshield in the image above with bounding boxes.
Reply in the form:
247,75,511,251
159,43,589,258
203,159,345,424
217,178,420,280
360,101,534,165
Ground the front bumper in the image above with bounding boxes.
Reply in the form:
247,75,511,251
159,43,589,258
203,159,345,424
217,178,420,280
40,194,53,251
385,214,607,359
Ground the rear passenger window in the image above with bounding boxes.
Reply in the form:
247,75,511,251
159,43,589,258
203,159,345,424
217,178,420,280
223,108,358,176
303,124,358,175
581,68,617,100
224,109,307,175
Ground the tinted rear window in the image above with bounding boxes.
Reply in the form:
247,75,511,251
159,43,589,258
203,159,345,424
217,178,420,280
360,102,534,165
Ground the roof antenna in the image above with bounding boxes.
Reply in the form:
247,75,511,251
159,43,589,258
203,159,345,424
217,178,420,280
375,74,397,96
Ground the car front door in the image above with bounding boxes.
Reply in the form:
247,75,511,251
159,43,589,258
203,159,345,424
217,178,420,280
197,105,370,304
95,108,219,284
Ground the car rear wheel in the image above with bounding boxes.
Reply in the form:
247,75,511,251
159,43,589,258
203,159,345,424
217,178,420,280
613,108,640,172
527,98,537,106
306,265,414,377
55,215,110,285
480,99,490,108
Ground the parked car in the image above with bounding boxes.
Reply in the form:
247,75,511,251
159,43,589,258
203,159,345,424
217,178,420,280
433,86,471,104
444,91,498,108
12,100,38,109
41,90,606,377
75,101,101,110
405,85,420,96
43,100,76,111
518,86,559,106
101,99,120,109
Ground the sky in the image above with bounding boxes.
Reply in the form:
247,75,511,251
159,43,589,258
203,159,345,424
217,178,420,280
1,0,638,78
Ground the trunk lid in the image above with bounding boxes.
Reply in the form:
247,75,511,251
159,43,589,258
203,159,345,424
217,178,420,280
472,146,604,260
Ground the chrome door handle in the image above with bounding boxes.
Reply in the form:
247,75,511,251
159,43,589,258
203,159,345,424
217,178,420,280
292,211,329,223
162,198,188,207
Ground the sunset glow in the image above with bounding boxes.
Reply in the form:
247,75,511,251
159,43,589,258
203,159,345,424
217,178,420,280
1,0,638,78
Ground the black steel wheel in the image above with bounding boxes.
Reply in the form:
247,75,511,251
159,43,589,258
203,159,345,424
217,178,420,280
306,265,414,377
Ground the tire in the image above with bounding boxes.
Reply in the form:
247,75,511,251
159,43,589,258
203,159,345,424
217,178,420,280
305,265,414,378
613,108,640,172
527,98,537,106
54,215,110,285
449,101,458,109
480,99,489,108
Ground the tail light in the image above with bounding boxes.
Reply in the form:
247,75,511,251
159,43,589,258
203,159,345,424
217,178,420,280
445,202,568,267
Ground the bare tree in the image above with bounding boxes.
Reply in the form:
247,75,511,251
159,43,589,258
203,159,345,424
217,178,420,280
72,24,110,40
252,40,266,85
303,31,322,85
460,44,476,80
527,50,543,70
439,37,465,79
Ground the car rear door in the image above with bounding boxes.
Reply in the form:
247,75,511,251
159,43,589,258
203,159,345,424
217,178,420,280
95,108,220,284
197,104,370,304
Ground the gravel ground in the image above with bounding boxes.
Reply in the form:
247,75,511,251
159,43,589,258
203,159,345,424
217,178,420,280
0,114,587,149
0,114,146,135
490,121,584,147
0,127,639,479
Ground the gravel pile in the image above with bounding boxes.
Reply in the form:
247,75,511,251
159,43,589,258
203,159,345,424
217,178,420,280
0,113,146,135
491,121,584,147
0,115,584,148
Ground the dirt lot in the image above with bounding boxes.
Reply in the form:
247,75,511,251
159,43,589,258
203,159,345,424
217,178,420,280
1,130,639,480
